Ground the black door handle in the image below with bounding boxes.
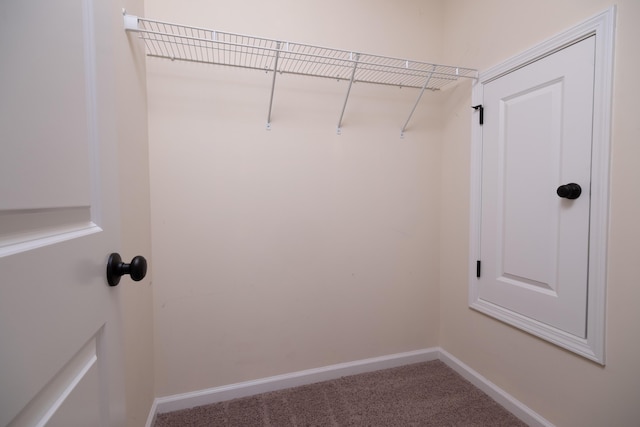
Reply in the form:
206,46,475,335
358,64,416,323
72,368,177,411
557,183,582,200
107,253,147,286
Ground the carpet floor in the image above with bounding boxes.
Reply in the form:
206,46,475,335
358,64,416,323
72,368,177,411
153,360,527,426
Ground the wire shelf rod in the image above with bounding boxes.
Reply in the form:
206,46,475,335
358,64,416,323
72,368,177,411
124,13,478,133
129,15,479,71
139,35,473,79
132,15,476,74
132,29,476,83
143,43,459,88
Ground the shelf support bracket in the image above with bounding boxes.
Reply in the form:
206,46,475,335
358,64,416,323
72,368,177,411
266,42,282,130
400,65,435,138
336,53,360,135
123,12,140,31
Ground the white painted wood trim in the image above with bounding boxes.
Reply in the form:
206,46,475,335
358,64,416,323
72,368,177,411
469,6,615,364
468,77,484,308
585,5,616,366
477,7,615,85
145,348,551,426
144,399,158,427
438,349,554,427
148,348,439,418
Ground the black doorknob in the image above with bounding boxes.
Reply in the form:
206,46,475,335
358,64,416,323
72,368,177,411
557,183,582,200
107,253,147,286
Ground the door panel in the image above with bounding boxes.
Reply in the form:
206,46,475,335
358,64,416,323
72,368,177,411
0,1,123,426
501,79,563,292
0,0,92,211
46,361,102,427
0,0,98,259
479,36,595,337
9,334,102,427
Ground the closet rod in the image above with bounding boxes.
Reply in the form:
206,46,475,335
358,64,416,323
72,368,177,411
123,13,478,134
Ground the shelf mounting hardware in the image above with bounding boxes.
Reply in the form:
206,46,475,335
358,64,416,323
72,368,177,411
337,53,360,135
266,42,282,130
401,65,436,138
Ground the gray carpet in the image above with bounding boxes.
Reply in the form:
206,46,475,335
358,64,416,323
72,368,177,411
154,360,527,426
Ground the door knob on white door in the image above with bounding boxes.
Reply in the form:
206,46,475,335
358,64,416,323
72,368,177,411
557,183,582,199
107,253,148,286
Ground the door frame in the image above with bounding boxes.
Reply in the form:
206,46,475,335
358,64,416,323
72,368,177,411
468,7,615,364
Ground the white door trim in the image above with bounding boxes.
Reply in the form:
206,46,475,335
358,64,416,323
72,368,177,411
469,6,615,364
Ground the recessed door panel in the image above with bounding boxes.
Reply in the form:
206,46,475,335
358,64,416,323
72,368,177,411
500,80,563,293
478,36,595,338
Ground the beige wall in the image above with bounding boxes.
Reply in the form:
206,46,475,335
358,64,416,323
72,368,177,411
145,0,640,424
115,1,155,425
146,0,446,396
441,1,640,426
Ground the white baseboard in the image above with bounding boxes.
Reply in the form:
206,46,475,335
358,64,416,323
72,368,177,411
145,347,552,427
144,399,158,427
438,348,554,427
145,348,439,426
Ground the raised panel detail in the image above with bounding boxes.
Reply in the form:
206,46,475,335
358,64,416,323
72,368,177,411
0,207,97,257
8,333,102,427
0,0,93,211
499,80,563,294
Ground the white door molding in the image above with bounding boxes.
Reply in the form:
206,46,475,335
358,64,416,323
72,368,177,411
469,6,615,364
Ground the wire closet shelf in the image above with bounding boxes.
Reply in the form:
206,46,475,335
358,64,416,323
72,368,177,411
124,13,478,135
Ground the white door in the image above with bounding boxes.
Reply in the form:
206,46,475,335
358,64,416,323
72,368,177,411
477,36,595,337
1,1,127,426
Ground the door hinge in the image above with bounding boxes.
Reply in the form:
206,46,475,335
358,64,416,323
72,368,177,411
471,105,484,125
476,260,481,278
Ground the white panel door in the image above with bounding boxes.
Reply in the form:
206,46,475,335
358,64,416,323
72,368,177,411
478,36,595,338
0,1,125,426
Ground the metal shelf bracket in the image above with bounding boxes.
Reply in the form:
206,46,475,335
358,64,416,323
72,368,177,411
401,65,435,138
266,42,282,130
337,53,360,135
